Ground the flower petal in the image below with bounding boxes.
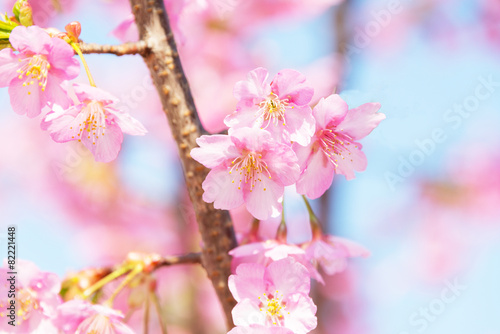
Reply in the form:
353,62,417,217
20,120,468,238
8,78,43,118
232,299,266,327
296,150,335,199
333,142,367,180
283,105,315,146
229,262,266,301
191,135,236,168
48,37,80,80
234,67,269,102
313,94,348,129
81,123,123,163
108,108,147,136
337,102,385,140
244,176,283,220
202,167,245,210
0,48,20,87
9,26,51,55
271,69,313,106
265,258,310,296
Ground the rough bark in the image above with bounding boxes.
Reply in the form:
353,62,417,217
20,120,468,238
129,0,237,328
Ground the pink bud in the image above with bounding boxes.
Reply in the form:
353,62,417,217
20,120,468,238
65,21,81,42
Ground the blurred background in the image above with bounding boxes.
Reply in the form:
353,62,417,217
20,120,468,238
1,0,499,333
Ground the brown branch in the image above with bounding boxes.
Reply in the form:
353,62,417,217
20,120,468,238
79,41,149,56
154,252,202,269
129,0,237,329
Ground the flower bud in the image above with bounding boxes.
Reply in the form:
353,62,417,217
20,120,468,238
19,1,33,27
65,21,81,43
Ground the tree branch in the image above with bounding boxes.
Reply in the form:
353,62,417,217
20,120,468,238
128,0,237,329
79,41,149,56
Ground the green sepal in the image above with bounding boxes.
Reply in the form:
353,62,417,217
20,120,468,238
0,16,19,33
12,1,22,22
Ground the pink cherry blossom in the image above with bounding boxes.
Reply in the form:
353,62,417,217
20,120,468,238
54,299,134,334
42,83,147,163
0,259,61,333
228,324,295,334
304,235,371,275
229,239,324,283
224,67,315,146
295,94,385,199
191,127,300,220
228,257,317,334
0,25,79,118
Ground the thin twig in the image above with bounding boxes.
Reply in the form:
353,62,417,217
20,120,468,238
79,41,149,56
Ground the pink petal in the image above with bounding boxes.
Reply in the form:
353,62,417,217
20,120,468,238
244,176,283,220
265,257,310,296
191,135,236,168
229,127,273,153
202,167,245,210
232,299,266,327
108,108,147,136
48,37,80,80
333,142,367,180
111,14,139,43
43,76,72,109
264,144,300,186
234,67,269,102
8,78,43,118
229,262,266,301
283,105,315,146
292,142,314,171
42,106,84,142
228,325,294,334
270,69,313,106
82,123,123,163
337,102,385,140
9,26,51,55
224,105,261,129
0,48,21,87
283,294,317,334
296,150,335,199
313,94,348,129
328,236,371,258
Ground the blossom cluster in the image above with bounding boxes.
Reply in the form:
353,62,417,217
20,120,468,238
0,20,146,163
192,67,385,220
191,67,384,333
0,260,134,333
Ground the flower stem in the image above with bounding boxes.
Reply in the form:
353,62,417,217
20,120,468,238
82,263,134,299
104,265,143,307
151,289,168,334
301,195,323,239
143,288,150,334
71,42,97,87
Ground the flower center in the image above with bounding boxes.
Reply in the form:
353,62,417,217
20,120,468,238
318,128,356,167
229,152,271,191
0,288,39,325
16,55,51,94
73,100,108,145
257,93,289,128
258,291,288,326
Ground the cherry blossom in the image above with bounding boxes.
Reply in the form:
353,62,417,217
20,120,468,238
228,324,295,334
54,299,134,334
0,25,79,118
230,239,324,283
42,83,147,163
304,235,371,276
0,260,61,333
191,127,300,220
225,67,315,146
295,94,385,199
228,257,317,334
